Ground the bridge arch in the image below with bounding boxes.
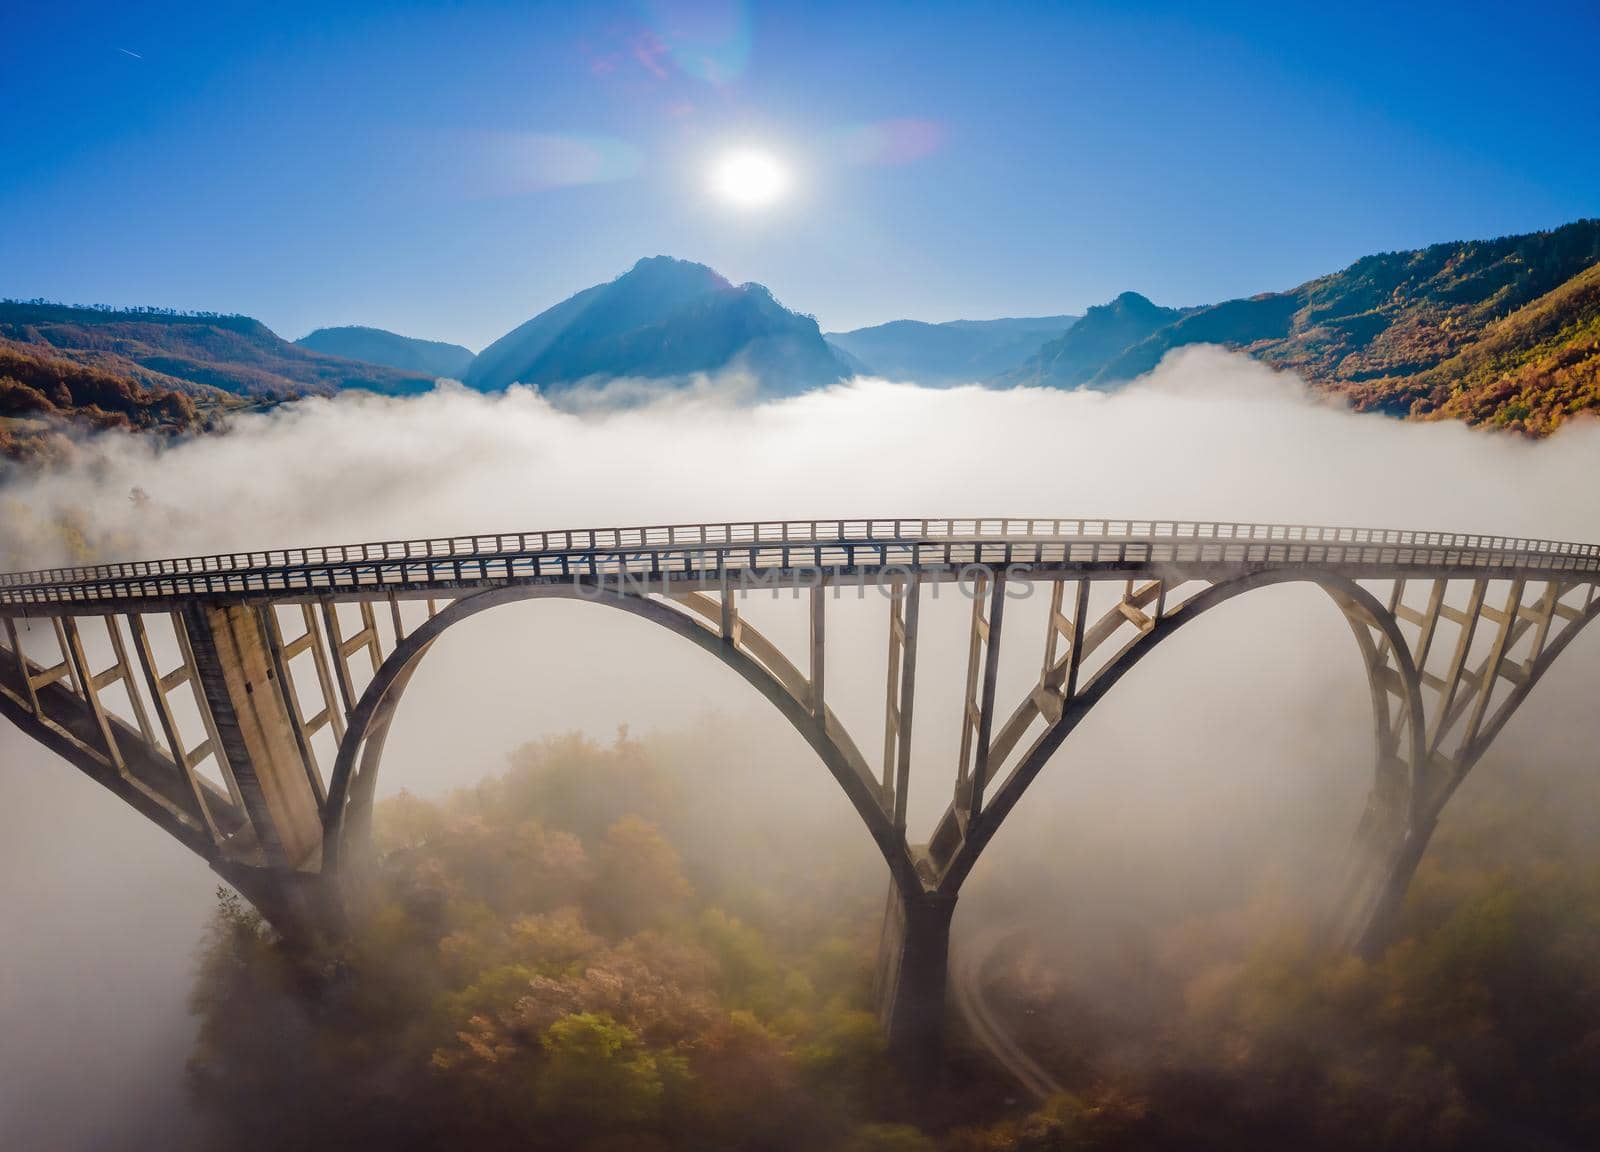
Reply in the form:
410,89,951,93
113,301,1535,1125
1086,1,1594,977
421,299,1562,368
320,582,921,896
1352,585,1600,940
932,571,1427,940
1419,589,1600,815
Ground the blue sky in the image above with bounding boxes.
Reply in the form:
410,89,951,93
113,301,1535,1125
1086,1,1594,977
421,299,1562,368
2,0,1597,349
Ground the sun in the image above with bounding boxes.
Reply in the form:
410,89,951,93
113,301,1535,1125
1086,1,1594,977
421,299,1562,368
709,149,789,209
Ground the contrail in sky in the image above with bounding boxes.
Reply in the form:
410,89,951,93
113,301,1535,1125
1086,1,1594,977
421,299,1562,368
117,48,143,59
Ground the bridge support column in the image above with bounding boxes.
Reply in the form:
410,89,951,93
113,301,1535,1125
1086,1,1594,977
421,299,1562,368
184,604,334,937
874,882,957,1076
1354,820,1435,958
1331,752,1429,958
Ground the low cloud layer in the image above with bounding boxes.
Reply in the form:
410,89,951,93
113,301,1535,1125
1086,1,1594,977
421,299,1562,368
6,346,1600,570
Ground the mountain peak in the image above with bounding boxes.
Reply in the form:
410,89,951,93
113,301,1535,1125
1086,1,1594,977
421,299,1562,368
624,255,732,292
462,258,846,395
1003,291,1183,389
1103,290,1164,315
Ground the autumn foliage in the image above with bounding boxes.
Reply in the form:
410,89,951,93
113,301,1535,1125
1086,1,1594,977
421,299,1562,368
188,733,910,1151
187,726,1600,1151
0,337,206,463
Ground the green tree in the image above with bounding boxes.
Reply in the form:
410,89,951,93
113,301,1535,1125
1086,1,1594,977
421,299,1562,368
538,1012,669,1129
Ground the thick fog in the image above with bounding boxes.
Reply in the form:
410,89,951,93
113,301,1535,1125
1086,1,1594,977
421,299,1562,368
3,346,1600,1147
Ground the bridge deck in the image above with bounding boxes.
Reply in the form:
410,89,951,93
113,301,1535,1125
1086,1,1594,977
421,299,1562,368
2,517,1598,611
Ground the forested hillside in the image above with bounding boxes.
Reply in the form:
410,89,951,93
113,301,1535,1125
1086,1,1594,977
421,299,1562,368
0,301,437,401
0,337,218,463
1017,221,1600,434
1367,257,1600,433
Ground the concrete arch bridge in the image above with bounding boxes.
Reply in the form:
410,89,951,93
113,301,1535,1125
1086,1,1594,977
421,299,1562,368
2,516,1597,1062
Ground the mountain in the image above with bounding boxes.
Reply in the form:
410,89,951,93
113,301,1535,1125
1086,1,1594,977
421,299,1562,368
8,222,1597,442
825,314,1078,384
464,256,849,396
1003,292,1186,388
295,326,475,380
1014,221,1600,433
0,302,436,399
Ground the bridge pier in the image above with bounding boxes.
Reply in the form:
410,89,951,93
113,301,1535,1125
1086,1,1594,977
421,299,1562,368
215,861,344,941
184,604,343,940
183,604,327,871
874,883,958,1074
1353,820,1435,958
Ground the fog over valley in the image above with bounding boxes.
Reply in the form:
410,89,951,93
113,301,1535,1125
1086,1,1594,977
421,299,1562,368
7,1,1600,1146
5,350,1600,1147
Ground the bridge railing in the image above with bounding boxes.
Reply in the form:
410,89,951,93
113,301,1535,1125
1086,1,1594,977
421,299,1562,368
3,518,1600,595
4,517,1600,591
2,517,1599,608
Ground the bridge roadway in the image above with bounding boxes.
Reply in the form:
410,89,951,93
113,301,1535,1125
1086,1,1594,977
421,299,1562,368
2,516,1598,1069
2,517,1597,607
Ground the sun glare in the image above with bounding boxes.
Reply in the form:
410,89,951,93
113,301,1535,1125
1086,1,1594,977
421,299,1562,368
710,149,789,209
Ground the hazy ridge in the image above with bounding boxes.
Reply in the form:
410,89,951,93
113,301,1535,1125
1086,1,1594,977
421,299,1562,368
295,325,476,380
826,314,1080,385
